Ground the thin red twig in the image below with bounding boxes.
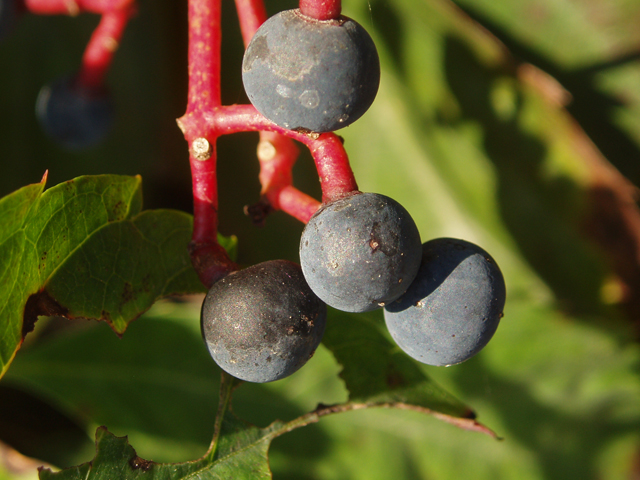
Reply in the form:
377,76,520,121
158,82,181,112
77,7,134,89
234,0,267,45
24,0,132,15
178,0,358,286
181,104,359,202
235,0,323,222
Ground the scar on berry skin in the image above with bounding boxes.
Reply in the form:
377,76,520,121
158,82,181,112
191,137,212,161
243,35,269,72
299,90,320,109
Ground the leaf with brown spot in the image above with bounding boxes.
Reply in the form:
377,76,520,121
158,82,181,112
0,175,236,379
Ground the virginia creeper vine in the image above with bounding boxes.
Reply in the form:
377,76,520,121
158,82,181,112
23,0,360,288
178,0,359,288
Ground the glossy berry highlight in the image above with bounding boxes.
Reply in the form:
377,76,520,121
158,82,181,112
384,238,506,366
242,9,380,133
36,76,114,149
300,192,422,313
201,260,327,383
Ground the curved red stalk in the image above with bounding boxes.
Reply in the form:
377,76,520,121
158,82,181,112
299,0,341,20
77,7,134,89
188,104,359,203
178,0,357,286
24,0,133,15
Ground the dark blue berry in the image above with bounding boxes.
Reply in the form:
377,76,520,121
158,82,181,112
242,9,380,133
384,238,506,366
36,76,114,149
300,192,422,313
200,260,327,383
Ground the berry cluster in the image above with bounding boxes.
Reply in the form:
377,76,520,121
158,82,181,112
4,0,506,383
200,3,506,383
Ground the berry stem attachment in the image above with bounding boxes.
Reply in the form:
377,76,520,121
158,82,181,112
299,0,341,20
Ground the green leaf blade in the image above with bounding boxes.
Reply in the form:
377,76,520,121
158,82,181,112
321,309,494,435
0,175,208,378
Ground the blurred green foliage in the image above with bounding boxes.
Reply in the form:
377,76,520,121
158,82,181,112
1,0,640,478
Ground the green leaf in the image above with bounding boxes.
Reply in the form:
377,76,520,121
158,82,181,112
3,307,219,464
0,174,208,379
36,415,277,480
322,309,495,435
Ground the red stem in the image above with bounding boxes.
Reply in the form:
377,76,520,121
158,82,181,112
234,0,323,221
234,0,267,45
77,7,133,89
180,0,237,287
187,0,222,113
190,145,219,245
256,132,321,223
178,0,358,286
24,0,132,15
191,104,359,202
299,0,341,20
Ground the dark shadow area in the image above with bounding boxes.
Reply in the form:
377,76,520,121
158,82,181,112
0,384,93,468
442,35,608,317
369,0,405,77
451,4,640,189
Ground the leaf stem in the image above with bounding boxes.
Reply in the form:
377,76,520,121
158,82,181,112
279,401,500,438
206,372,240,461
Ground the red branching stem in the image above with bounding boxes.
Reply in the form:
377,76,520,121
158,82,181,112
178,0,358,285
256,131,321,222
77,7,133,89
178,0,237,287
187,0,222,113
182,104,359,203
24,0,132,15
24,0,135,91
299,0,341,20
234,0,319,221
190,145,219,244
234,0,267,46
